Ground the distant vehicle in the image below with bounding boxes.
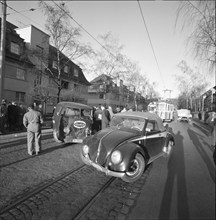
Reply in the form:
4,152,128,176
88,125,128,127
147,102,157,113
80,111,175,183
52,102,93,143
156,102,174,122
177,109,192,122
147,101,174,122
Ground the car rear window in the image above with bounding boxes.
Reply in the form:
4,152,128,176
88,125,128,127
65,107,80,117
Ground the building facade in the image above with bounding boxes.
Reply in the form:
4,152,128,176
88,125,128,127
1,20,34,105
16,25,91,114
87,74,146,111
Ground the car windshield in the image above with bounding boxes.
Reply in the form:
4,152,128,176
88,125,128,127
110,115,146,131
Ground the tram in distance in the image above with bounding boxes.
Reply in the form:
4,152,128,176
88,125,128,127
147,101,174,122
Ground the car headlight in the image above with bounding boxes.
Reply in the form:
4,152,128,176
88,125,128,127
83,145,89,154
111,150,122,164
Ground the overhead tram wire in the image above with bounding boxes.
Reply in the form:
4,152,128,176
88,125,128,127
137,0,166,90
51,0,139,77
5,3,45,30
7,8,40,15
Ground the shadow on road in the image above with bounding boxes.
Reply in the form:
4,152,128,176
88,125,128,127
191,122,211,137
159,128,190,220
187,127,215,183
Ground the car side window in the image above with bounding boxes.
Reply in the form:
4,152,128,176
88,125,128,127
146,120,159,133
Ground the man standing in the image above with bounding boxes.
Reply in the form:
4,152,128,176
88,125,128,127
0,99,7,134
101,105,111,129
23,104,43,156
94,105,102,132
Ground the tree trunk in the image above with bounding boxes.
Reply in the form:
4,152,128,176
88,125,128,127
57,86,61,103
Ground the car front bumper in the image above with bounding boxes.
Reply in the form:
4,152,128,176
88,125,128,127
81,153,125,178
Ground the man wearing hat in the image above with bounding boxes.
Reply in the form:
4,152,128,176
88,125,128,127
23,104,43,155
0,99,7,134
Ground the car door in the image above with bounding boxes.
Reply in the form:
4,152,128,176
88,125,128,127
145,120,165,158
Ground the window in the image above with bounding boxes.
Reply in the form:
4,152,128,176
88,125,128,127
64,65,69,73
34,73,42,87
10,42,20,55
16,68,25,80
49,76,55,87
16,92,25,103
61,80,69,89
74,68,79,77
99,94,104,99
146,120,159,132
52,61,57,69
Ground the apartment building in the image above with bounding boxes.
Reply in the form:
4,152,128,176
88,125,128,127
16,24,91,114
87,74,146,111
0,19,34,105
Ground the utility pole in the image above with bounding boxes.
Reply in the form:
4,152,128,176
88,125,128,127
0,0,7,101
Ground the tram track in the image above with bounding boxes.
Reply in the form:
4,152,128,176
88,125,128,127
0,162,152,220
0,165,86,217
73,176,116,220
0,130,153,220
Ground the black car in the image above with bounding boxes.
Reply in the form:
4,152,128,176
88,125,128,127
52,102,93,143
81,111,175,182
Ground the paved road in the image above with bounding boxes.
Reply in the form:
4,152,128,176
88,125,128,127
0,119,214,220
128,121,215,220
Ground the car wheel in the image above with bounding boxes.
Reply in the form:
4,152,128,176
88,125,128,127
122,153,145,183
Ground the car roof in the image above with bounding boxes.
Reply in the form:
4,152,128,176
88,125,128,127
56,102,92,110
114,111,165,131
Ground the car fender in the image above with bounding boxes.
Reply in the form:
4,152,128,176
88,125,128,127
107,142,146,172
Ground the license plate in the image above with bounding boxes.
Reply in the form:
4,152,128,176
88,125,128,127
72,139,83,143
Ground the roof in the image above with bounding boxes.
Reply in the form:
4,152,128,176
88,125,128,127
49,45,91,86
90,74,113,83
56,102,92,110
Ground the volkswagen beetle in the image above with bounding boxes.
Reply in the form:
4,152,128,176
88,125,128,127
80,111,175,182
53,102,93,143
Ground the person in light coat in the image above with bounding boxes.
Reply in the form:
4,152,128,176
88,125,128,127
23,104,43,156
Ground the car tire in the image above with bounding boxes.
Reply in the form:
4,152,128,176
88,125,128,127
122,153,145,183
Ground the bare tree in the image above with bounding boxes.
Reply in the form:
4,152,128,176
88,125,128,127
34,1,93,102
175,60,209,110
87,32,159,103
87,32,131,81
176,1,215,74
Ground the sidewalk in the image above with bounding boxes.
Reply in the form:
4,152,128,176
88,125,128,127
191,118,213,136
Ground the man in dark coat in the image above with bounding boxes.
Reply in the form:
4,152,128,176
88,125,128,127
94,105,102,132
101,105,111,129
7,101,19,131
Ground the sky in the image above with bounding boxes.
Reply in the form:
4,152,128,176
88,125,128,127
5,1,214,98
